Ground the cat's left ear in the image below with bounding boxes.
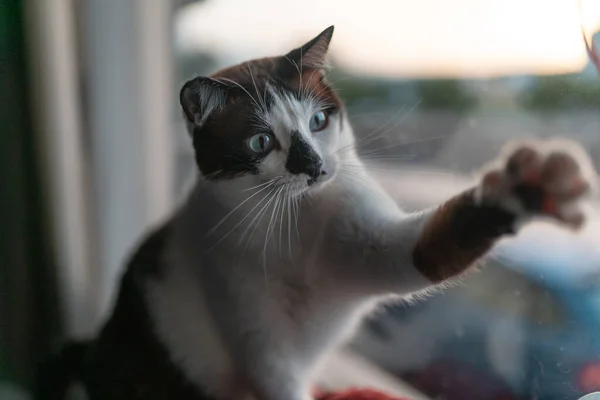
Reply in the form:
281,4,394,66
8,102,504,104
279,26,334,73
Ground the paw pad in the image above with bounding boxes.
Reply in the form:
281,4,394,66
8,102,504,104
480,142,594,229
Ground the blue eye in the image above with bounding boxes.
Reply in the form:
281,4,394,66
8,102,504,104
248,133,273,154
309,110,329,132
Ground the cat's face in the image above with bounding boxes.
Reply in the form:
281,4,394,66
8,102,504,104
180,26,347,197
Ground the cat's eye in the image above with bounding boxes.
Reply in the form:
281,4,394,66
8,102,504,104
248,133,273,154
309,110,329,132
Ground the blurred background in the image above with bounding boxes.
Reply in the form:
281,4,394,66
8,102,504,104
1,0,600,399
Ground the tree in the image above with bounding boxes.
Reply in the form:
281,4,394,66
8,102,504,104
416,79,477,111
520,75,600,111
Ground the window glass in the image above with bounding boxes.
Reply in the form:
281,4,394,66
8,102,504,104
172,1,600,399
459,264,567,327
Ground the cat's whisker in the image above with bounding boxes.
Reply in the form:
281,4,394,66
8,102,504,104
299,48,304,90
359,134,447,157
304,190,314,206
337,169,373,188
292,187,301,243
246,64,268,113
206,179,278,237
285,55,304,100
307,77,348,104
278,184,288,259
302,66,321,101
263,80,271,112
326,76,351,88
332,142,359,157
334,99,422,157
357,99,422,150
286,185,293,260
358,154,415,161
339,163,463,178
216,77,263,113
261,186,285,267
333,106,407,157
238,185,280,260
243,177,281,193
303,68,343,106
203,185,278,257
347,109,398,119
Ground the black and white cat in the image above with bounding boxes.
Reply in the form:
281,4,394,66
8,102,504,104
36,26,596,400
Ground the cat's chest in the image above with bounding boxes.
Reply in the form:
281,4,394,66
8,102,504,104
261,271,372,358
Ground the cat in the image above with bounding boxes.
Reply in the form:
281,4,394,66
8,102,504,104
35,26,596,400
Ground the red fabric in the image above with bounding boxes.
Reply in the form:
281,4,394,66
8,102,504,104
316,388,410,400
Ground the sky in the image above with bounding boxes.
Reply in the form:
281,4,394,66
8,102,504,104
175,0,600,78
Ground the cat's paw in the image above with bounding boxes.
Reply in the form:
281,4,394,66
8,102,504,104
476,140,596,230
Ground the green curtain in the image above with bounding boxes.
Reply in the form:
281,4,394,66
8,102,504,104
0,0,63,393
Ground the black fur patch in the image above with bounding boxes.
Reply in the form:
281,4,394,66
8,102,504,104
76,224,216,400
286,131,322,179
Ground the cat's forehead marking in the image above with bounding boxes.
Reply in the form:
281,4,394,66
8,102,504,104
264,86,321,152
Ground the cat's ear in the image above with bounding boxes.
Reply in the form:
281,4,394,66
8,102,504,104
281,26,334,71
180,77,230,127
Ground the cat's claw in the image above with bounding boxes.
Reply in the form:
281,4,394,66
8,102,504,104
477,141,594,230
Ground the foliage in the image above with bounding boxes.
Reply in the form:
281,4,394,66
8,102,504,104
177,51,218,81
520,75,600,110
415,79,478,111
328,68,477,112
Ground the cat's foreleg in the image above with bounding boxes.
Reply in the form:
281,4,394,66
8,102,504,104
329,140,595,293
411,141,592,284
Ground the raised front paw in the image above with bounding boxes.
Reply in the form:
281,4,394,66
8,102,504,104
478,140,596,229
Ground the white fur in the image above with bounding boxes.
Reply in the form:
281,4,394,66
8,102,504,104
145,245,234,398
195,81,227,127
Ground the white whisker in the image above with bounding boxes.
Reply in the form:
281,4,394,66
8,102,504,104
243,177,281,193
339,163,462,178
334,99,422,157
247,64,267,113
286,185,293,260
206,179,278,237
260,186,285,270
239,185,281,262
216,77,262,113
277,185,287,259
202,185,277,257
359,134,447,157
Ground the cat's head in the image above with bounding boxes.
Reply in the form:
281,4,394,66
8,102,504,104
180,26,349,196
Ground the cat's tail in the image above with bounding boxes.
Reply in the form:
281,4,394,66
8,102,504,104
33,340,89,400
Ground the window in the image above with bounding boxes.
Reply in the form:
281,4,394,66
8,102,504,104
459,264,567,327
16,0,600,399
165,1,599,399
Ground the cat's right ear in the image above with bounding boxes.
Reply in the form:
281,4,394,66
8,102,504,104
180,77,229,127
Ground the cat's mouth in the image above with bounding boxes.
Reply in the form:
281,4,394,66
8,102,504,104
267,166,335,197
307,170,326,186
308,170,333,186
306,168,335,191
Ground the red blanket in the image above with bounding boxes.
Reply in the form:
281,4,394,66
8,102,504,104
316,389,410,400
